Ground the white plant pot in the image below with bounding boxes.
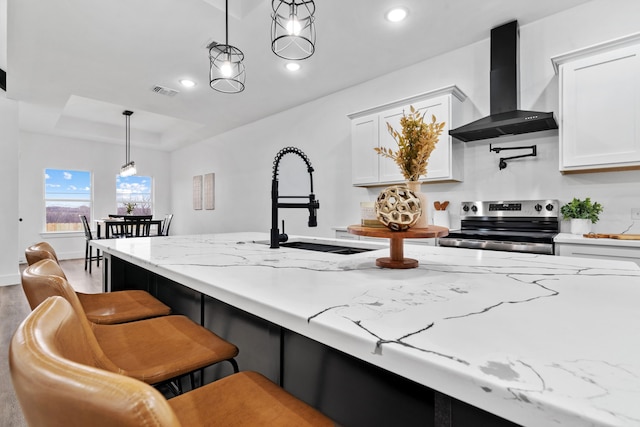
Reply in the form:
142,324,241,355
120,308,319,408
570,218,592,235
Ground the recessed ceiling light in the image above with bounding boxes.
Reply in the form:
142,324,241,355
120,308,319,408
386,7,408,22
286,62,301,72
179,79,196,88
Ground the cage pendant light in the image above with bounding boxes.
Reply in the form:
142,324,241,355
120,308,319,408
120,110,137,177
271,0,316,60
209,0,246,93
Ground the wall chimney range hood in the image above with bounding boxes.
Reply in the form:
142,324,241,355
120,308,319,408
449,20,557,142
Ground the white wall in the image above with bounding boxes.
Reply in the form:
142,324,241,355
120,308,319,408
171,0,640,238
0,0,6,71
17,132,172,263
0,93,20,285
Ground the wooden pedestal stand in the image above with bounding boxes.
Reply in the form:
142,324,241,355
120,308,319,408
347,225,449,269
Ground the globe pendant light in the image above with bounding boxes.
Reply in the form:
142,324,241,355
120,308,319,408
271,0,316,60
119,110,137,177
209,0,245,93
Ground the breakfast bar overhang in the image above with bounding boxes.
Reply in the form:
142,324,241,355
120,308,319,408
92,233,640,427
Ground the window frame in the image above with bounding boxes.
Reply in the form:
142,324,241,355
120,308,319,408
43,168,93,233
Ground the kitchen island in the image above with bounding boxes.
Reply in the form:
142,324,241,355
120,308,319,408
92,233,640,427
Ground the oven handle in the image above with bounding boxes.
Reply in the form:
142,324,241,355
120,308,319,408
438,238,554,255
438,238,489,250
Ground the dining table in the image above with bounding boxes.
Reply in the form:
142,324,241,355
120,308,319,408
95,217,163,239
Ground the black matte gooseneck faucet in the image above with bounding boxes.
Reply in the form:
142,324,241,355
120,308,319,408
270,147,320,248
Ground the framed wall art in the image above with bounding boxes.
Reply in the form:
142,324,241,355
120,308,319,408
204,173,215,210
193,175,203,210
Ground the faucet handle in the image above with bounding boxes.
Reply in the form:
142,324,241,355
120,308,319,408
279,220,288,243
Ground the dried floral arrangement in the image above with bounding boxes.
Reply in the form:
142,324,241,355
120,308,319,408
374,105,446,181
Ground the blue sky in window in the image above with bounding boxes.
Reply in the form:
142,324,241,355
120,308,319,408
116,176,152,203
116,176,151,195
45,169,90,200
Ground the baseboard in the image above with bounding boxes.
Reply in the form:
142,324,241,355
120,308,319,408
0,272,21,287
17,252,85,266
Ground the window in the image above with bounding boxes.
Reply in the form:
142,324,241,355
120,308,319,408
116,175,153,215
44,168,92,232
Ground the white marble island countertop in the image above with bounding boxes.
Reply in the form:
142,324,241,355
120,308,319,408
93,233,640,427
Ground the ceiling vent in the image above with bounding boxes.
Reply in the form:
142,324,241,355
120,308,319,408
151,85,179,97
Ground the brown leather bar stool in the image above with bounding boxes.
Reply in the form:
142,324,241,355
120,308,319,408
10,296,334,427
25,242,171,324
21,259,240,387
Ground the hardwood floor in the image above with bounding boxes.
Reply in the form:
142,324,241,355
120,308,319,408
1,259,102,427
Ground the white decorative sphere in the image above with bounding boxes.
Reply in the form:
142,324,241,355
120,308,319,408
375,186,422,231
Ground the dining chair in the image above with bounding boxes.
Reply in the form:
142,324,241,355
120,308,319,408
107,220,128,238
159,214,173,236
25,242,172,324
123,216,152,237
20,259,240,387
9,296,334,427
79,214,101,273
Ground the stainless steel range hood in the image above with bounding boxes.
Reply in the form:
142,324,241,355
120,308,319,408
449,21,557,142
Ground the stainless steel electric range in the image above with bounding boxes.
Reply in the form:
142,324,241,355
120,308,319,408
438,199,560,255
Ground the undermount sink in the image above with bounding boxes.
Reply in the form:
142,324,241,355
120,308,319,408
279,241,375,255
252,237,385,255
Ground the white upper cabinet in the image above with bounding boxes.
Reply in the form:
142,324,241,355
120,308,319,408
552,34,640,173
350,114,380,185
348,86,467,186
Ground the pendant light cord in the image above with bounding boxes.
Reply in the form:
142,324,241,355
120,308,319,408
125,113,130,164
125,116,129,164
123,110,133,164
225,0,229,46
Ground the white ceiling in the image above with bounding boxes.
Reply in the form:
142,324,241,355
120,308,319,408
6,0,593,151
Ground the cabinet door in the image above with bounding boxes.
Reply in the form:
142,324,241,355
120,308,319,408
378,107,410,183
556,243,640,267
420,96,452,181
378,96,452,182
560,44,640,170
351,114,379,185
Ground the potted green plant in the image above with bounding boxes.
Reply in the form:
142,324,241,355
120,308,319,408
560,197,603,235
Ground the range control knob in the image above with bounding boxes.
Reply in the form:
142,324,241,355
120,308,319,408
471,205,478,213
535,204,543,212
546,203,554,211
463,205,470,212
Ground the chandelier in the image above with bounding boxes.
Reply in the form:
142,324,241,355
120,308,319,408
271,0,316,60
209,0,246,93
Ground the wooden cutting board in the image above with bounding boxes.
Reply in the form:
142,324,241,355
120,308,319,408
583,233,640,240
